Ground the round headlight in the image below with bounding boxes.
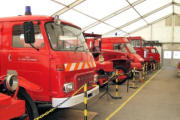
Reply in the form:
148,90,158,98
4,74,19,92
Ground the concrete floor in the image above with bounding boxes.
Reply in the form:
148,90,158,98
110,66,180,120
41,66,180,120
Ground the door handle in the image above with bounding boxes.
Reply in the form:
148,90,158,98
8,54,12,62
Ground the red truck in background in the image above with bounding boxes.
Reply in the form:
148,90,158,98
0,7,99,120
84,33,136,84
128,36,161,69
84,33,114,86
101,37,144,71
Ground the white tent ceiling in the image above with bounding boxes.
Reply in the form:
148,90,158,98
0,0,179,36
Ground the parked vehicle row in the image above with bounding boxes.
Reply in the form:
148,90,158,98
0,6,161,120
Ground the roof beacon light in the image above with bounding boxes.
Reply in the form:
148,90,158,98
25,6,32,15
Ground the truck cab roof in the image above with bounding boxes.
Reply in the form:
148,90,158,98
102,37,129,43
0,15,81,29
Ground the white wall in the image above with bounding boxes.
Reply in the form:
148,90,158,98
129,15,173,43
130,26,151,40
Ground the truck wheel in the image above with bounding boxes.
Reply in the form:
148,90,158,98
113,66,128,85
18,88,39,120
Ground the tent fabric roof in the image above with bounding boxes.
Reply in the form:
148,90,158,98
0,0,179,36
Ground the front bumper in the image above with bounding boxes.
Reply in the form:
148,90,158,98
52,86,99,108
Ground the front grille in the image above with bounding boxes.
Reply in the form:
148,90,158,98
76,73,94,89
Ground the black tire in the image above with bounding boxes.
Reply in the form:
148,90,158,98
18,88,39,120
113,65,128,85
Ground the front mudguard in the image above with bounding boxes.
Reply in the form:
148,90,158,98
18,76,42,92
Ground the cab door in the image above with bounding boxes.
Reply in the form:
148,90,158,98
0,23,10,76
7,22,50,101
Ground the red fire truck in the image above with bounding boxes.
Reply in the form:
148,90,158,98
0,7,99,119
101,37,144,71
84,33,114,86
128,36,161,69
85,34,139,84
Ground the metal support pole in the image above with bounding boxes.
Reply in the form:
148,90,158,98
84,83,87,120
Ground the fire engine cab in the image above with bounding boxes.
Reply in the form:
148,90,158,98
101,37,144,71
0,7,99,119
128,36,161,69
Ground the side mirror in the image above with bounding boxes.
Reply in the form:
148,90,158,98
24,21,35,44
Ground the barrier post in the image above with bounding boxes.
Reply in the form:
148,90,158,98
145,62,148,75
153,62,156,71
84,83,88,120
130,67,137,89
115,69,119,97
151,63,153,72
142,65,145,82
158,62,160,69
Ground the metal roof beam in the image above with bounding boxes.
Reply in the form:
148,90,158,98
103,2,172,36
126,0,149,24
124,14,172,37
174,1,180,7
82,0,145,31
51,0,128,34
51,0,85,16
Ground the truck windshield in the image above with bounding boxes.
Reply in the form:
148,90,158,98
126,43,136,54
130,39,141,47
45,22,88,51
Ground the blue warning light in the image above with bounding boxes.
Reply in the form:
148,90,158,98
25,6,32,15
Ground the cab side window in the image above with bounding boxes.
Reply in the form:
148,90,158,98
12,25,44,48
113,44,120,51
151,49,156,53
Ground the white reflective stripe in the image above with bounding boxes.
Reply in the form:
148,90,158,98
84,63,89,69
78,62,83,70
93,61,96,67
89,61,92,68
70,63,76,71
64,64,68,69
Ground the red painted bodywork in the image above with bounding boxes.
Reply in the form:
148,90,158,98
0,15,96,103
0,93,25,120
128,36,160,64
101,37,144,70
84,33,114,85
0,73,47,120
